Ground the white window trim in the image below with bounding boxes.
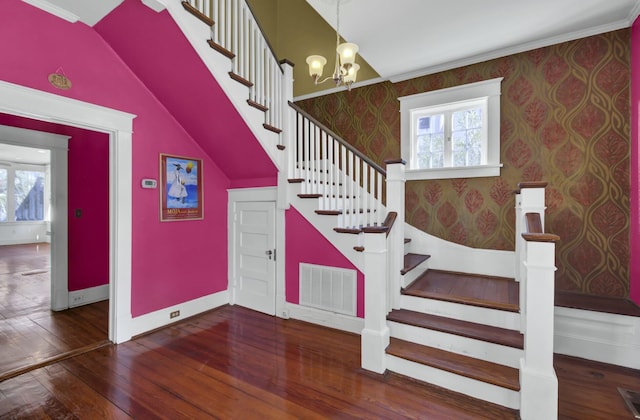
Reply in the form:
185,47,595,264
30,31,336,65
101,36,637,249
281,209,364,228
400,77,503,180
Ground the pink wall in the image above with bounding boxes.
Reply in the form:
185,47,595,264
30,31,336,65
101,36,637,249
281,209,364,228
0,0,233,316
286,206,364,318
631,18,640,305
95,0,278,186
0,114,109,292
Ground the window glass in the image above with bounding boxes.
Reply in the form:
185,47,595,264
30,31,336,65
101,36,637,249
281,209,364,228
14,170,45,221
399,77,503,180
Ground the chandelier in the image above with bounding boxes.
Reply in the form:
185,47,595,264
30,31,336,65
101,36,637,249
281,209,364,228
306,0,360,90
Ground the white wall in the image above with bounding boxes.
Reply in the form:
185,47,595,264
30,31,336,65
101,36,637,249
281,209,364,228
0,222,49,245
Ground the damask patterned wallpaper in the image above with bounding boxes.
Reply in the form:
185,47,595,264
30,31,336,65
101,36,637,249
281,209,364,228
296,30,630,298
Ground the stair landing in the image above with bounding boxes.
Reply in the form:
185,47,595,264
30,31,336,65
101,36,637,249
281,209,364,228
403,270,519,312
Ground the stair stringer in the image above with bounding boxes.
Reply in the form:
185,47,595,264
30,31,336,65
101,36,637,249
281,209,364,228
147,0,284,172
289,184,365,273
404,223,515,279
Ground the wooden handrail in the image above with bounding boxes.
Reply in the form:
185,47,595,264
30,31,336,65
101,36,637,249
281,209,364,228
514,181,548,194
383,212,397,237
524,212,543,234
289,101,387,176
523,212,559,242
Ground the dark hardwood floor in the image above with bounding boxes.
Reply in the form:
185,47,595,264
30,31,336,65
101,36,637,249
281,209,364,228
0,304,638,419
1,244,639,418
0,243,109,380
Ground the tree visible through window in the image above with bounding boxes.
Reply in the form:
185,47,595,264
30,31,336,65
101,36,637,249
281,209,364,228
0,168,7,222
400,77,503,180
14,170,45,221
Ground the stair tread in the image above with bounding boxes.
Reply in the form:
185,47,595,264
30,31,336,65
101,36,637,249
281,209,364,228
401,253,431,275
388,309,523,349
387,338,520,391
403,270,519,312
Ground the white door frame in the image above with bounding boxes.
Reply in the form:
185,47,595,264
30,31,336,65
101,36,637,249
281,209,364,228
0,126,69,310
0,80,136,343
228,186,286,317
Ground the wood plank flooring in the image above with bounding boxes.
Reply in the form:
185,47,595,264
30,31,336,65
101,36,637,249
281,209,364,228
0,243,109,380
1,244,639,418
0,304,638,419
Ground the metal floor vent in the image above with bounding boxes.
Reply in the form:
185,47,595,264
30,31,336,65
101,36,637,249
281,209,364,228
619,388,640,419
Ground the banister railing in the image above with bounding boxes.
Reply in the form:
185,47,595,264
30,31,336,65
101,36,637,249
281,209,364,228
288,102,386,229
182,0,284,133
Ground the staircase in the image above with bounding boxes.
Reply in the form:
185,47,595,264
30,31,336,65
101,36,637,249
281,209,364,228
153,1,561,418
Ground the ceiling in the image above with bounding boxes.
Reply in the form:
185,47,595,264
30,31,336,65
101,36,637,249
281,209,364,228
20,0,640,98
306,0,640,84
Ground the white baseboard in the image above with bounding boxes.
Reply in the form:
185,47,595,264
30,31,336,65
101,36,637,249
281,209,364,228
554,306,640,370
69,284,109,308
129,291,229,338
286,303,364,335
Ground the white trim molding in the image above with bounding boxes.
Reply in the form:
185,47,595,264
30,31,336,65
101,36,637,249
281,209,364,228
285,302,364,335
399,77,503,180
554,306,640,370
0,80,136,344
129,291,229,338
69,284,109,308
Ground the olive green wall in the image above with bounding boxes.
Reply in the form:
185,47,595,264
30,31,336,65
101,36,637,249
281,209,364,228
247,0,378,97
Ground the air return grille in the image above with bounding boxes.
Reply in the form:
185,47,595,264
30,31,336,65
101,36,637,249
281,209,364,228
299,263,357,316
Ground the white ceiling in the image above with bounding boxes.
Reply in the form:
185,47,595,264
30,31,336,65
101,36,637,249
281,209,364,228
20,0,640,84
307,0,640,82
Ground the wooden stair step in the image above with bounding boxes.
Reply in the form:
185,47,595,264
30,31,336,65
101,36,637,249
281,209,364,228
401,253,430,275
263,123,282,134
386,338,520,391
288,178,304,184
404,238,411,244
334,227,361,234
403,270,519,312
298,193,322,199
247,99,268,112
387,309,523,349
229,72,252,87
207,39,235,59
315,210,341,216
182,1,214,26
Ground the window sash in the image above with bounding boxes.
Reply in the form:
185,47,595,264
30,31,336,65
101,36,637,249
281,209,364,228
410,99,488,170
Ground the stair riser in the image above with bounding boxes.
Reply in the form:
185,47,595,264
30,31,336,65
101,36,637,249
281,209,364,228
401,261,429,288
400,295,520,330
388,321,523,368
386,355,520,410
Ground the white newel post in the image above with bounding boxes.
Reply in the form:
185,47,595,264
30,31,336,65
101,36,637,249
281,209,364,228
515,182,547,332
385,160,406,310
278,60,295,211
361,229,390,374
520,237,559,420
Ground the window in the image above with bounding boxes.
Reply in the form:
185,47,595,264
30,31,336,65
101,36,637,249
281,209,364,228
400,77,503,180
0,165,48,223
0,168,7,222
15,170,45,221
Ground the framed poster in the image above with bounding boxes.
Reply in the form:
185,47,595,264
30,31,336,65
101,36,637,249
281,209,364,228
160,153,203,221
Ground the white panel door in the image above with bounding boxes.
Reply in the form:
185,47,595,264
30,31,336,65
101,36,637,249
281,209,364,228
233,201,276,315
